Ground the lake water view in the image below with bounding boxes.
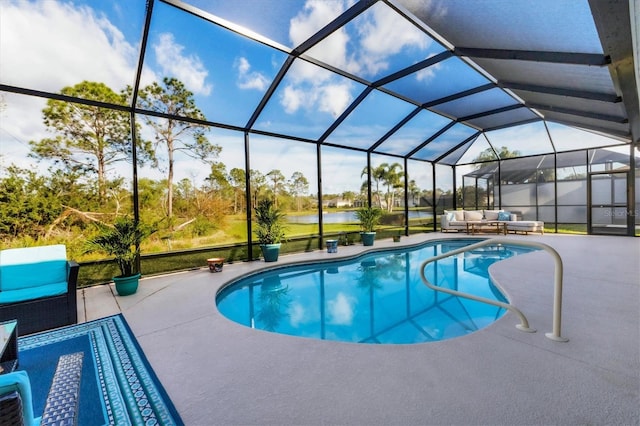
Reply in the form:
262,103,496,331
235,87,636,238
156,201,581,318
286,210,433,224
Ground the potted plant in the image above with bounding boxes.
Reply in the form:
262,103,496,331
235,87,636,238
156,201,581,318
85,216,153,295
254,199,286,262
355,206,383,246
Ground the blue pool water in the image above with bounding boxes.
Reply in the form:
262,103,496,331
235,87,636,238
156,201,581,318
216,239,535,344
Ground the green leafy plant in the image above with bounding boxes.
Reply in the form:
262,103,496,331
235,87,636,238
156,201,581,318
85,216,154,277
254,199,286,245
355,206,383,233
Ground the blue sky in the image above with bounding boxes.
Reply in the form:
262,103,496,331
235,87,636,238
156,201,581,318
0,0,629,194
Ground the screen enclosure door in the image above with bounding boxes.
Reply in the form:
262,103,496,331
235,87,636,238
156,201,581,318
588,171,631,235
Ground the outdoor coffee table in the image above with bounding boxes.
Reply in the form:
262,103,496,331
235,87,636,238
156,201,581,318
466,221,508,235
0,320,18,374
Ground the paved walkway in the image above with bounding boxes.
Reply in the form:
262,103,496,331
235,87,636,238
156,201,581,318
77,233,639,425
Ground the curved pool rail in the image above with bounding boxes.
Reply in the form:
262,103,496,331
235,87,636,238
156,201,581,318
419,238,568,342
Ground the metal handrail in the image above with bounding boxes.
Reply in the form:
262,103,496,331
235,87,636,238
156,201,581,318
419,238,569,342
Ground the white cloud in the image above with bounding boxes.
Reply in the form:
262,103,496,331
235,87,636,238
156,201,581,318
315,29,357,74
0,0,137,92
288,58,328,85
288,303,307,327
328,292,356,325
289,0,348,46
0,94,48,174
318,147,365,194
301,1,430,78
318,83,352,118
236,56,251,75
153,33,212,96
357,3,429,76
280,0,433,119
234,57,269,91
415,61,441,83
0,1,142,175
280,1,355,118
281,85,306,114
279,57,354,119
293,1,357,75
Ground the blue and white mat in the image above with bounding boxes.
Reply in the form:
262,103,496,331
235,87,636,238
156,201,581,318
18,314,183,425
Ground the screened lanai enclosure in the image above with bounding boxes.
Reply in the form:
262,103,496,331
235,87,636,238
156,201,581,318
1,0,638,283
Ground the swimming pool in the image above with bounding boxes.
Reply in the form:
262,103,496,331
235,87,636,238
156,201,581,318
216,239,535,344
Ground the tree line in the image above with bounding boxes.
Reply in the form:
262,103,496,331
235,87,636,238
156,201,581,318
0,79,312,244
0,77,461,247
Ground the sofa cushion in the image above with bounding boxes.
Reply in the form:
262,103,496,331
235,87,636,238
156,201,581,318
484,210,501,221
464,210,483,221
444,210,466,221
498,211,512,221
507,221,544,229
448,221,468,226
0,245,67,265
0,245,67,291
0,281,68,304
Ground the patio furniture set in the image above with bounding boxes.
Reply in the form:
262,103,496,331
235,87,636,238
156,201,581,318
0,245,84,425
0,245,79,335
441,209,545,235
0,321,83,426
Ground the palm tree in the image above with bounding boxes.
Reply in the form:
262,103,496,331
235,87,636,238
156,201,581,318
408,179,420,207
85,217,154,277
341,190,356,207
380,162,403,213
256,277,290,331
361,165,387,208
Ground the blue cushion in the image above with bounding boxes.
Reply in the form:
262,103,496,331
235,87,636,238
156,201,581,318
498,211,511,221
0,260,67,291
0,370,38,426
0,245,67,291
0,281,67,304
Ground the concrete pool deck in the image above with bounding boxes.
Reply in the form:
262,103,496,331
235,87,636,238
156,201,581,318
77,233,639,425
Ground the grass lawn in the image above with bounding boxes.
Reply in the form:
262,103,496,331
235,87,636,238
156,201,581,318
78,213,607,287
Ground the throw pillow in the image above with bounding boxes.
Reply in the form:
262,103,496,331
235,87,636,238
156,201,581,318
464,210,483,221
484,210,501,221
498,211,511,221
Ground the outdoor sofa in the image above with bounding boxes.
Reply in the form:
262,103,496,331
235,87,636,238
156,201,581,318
0,245,79,334
441,209,544,235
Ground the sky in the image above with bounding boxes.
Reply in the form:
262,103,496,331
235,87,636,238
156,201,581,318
0,0,629,195
0,0,428,193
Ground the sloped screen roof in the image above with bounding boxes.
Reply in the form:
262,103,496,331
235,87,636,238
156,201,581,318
1,0,637,166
